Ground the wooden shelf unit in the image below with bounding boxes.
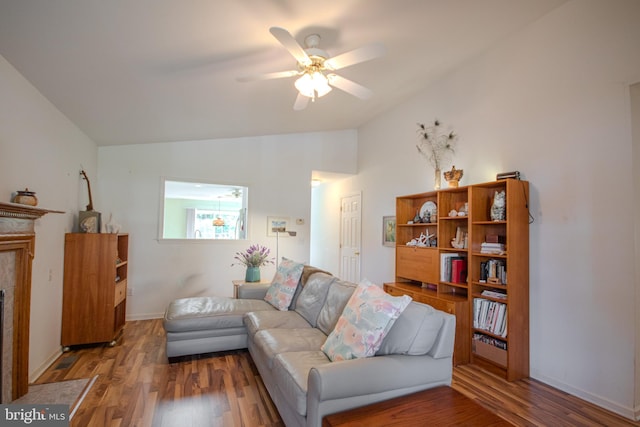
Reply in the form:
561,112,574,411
469,179,529,381
385,179,529,380
61,233,129,347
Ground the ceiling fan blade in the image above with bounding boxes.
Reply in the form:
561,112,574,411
270,27,311,66
236,69,298,82
293,92,310,110
324,43,385,70
327,74,373,100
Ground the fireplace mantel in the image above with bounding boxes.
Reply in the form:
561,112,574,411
0,201,64,233
0,201,63,401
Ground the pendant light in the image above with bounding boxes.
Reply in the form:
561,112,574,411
213,198,225,227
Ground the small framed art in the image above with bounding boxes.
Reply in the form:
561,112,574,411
267,216,290,237
382,216,396,247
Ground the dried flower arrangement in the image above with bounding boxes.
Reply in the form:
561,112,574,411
416,120,458,172
416,120,458,189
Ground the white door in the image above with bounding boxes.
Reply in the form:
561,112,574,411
339,193,362,282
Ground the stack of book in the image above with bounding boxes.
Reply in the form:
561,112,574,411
440,253,467,283
480,242,505,254
479,259,506,284
481,289,506,299
473,333,507,350
473,298,507,337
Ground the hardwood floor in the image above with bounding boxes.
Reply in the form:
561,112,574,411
34,319,639,427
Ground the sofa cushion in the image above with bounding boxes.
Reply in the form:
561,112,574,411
244,310,312,337
264,258,305,311
376,301,445,356
252,328,328,369
163,296,274,333
321,282,412,362
316,280,357,336
272,351,331,417
289,265,332,311
294,272,335,326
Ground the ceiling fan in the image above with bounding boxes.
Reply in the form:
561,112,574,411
238,27,385,110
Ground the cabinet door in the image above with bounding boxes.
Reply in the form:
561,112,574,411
62,234,117,345
395,246,438,284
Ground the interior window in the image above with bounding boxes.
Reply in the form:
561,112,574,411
160,179,247,240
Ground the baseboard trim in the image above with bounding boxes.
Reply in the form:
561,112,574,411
126,312,164,321
531,369,636,421
29,348,63,383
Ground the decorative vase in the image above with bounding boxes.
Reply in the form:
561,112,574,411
12,188,38,206
444,166,463,188
245,266,260,282
434,168,442,190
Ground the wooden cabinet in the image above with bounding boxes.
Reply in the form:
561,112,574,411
61,233,128,347
385,179,529,380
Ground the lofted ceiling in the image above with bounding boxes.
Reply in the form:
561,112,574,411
0,0,566,146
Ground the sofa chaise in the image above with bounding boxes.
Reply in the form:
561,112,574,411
163,263,456,427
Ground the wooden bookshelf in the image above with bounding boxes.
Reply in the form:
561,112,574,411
385,179,529,380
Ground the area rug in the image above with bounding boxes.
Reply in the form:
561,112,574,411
12,375,98,419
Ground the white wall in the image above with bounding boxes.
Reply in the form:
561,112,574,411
317,0,640,419
631,82,640,417
97,131,357,318
0,54,98,380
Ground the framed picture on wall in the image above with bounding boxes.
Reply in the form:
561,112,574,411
267,216,290,237
382,216,396,247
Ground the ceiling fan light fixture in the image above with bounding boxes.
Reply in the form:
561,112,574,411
294,73,315,98
241,27,383,110
312,72,332,97
295,71,332,99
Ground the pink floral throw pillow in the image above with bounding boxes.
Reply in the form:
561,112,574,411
321,281,412,362
264,258,304,311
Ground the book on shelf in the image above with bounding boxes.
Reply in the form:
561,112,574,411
479,259,506,284
440,254,467,283
473,333,507,350
481,289,507,299
485,234,505,244
480,242,506,254
440,253,462,282
451,258,467,283
473,298,507,337
479,261,488,282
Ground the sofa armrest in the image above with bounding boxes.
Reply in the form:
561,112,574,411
308,354,451,400
237,283,270,300
306,354,452,425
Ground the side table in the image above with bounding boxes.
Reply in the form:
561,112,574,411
232,279,271,298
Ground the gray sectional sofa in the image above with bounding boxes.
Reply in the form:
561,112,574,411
163,268,456,427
